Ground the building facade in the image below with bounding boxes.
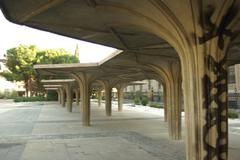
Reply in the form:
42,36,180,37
228,64,240,109
124,79,163,102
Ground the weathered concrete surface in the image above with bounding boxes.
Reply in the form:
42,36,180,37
0,100,239,160
2,1,240,159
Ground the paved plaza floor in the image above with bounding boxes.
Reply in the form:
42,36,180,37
0,99,239,160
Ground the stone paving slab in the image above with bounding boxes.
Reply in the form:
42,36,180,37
0,123,34,136
0,143,25,160
0,100,239,160
1,132,184,160
20,142,68,160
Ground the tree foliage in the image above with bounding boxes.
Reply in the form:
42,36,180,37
36,48,79,64
1,44,79,97
0,71,23,81
5,45,37,80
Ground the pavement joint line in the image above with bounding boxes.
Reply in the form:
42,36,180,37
0,117,164,124
0,132,135,142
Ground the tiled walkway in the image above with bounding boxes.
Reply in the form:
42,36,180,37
0,100,239,160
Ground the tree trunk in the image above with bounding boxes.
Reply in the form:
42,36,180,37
24,79,29,97
29,78,33,97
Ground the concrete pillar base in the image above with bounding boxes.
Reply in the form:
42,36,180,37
60,88,65,107
117,85,125,112
65,84,73,112
98,90,102,107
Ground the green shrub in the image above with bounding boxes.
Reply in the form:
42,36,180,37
14,96,47,102
150,103,164,109
141,97,149,106
134,97,141,105
228,111,239,119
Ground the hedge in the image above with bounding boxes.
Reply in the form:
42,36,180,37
14,96,47,102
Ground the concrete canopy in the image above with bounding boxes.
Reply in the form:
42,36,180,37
44,88,59,90
41,79,75,83
34,51,168,84
34,51,179,136
41,79,105,92
2,1,240,160
41,79,77,87
41,79,78,112
43,85,62,88
1,0,240,65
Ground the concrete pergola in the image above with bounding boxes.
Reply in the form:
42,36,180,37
43,87,62,104
42,79,106,111
2,1,240,159
34,54,166,127
41,79,78,111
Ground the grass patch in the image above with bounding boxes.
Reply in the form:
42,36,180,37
150,103,164,109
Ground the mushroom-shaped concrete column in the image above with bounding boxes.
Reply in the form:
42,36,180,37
168,63,182,140
116,83,126,112
147,61,182,140
43,81,76,109
56,90,61,103
60,88,66,107
74,88,80,106
104,84,112,116
163,83,168,122
98,80,115,116
71,73,92,126
64,83,73,112
97,90,102,107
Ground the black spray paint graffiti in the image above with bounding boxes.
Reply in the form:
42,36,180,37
203,55,228,160
199,2,239,159
199,2,239,50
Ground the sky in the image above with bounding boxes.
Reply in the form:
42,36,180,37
0,10,116,63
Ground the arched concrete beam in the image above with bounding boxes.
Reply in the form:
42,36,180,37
147,63,182,140
71,72,94,126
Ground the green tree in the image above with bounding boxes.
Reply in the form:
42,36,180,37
2,45,38,97
0,71,22,81
34,48,79,96
36,48,79,64
1,45,79,97
34,48,79,95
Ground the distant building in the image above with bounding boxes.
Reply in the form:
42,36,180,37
124,79,163,102
228,64,240,109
